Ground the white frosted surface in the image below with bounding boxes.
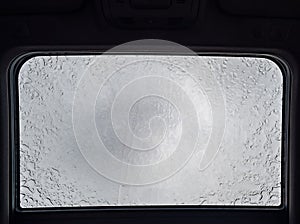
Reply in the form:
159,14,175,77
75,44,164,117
19,55,283,207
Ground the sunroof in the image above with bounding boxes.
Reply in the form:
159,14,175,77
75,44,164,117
18,54,283,208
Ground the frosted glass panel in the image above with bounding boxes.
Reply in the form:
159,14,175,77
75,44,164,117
18,55,283,208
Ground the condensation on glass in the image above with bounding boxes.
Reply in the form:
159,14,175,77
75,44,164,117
18,55,283,208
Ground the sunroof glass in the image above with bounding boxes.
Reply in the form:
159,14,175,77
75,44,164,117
18,54,283,208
